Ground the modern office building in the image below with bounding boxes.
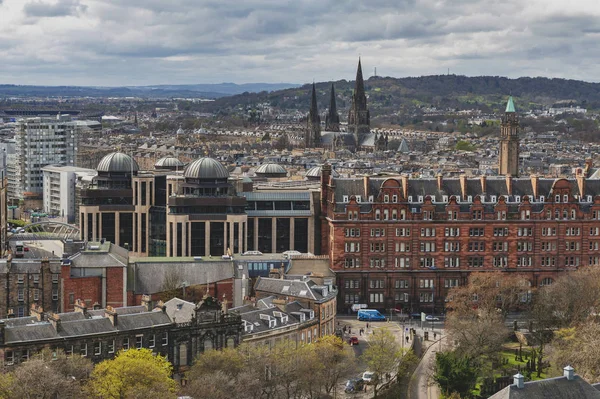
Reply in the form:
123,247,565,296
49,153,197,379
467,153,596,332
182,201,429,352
42,165,96,223
79,154,321,257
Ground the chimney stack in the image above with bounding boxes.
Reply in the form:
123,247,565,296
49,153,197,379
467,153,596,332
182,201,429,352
105,306,117,326
48,313,61,331
531,174,539,199
506,175,513,196
363,176,370,200
436,173,443,191
73,299,88,315
30,303,44,321
564,365,575,381
514,373,524,389
480,175,487,194
141,294,151,311
576,169,585,198
400,174,409,200
459,174,467,200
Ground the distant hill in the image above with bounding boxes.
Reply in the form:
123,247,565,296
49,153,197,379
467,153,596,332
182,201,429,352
0,82,300,99
193,75,600,117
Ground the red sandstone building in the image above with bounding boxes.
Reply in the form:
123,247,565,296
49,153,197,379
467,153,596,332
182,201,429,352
321,165,600,314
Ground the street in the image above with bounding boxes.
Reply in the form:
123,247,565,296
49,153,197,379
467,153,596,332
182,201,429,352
8,239,63,259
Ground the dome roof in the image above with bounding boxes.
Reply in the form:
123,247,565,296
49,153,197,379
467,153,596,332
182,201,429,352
97,152,139,173
184,157,229,180
306,165,339,179
154,156,184,169
255,163,287,176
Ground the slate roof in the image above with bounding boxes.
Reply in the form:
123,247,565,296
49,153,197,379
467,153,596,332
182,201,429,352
68,243,128,268
231,304,301,335
489,376,600,399
254,277,337,303
164,298,196,323
2,308,172,344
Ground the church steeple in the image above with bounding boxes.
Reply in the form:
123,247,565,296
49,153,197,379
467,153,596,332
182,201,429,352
325,83,340,132
306,83,321,148
499,96,519,177
348,58,370,147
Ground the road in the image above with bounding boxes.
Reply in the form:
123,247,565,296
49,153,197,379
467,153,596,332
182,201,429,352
9,239,63,260
408,335,445,399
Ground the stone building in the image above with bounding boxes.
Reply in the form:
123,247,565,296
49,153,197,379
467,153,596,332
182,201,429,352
305,83,321,148
320,163,600,314
0,296,242,375
253,276,337,338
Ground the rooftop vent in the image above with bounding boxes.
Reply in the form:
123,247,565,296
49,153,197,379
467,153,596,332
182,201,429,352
514,373,524,389
564,365,575,381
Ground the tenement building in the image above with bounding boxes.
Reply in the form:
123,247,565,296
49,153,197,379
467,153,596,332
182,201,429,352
320,164,600,315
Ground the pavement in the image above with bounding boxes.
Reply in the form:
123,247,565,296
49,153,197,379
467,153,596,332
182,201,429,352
335,316,433,398
408,334,446,399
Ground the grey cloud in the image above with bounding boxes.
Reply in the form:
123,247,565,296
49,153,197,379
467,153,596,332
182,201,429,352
23,0,87,18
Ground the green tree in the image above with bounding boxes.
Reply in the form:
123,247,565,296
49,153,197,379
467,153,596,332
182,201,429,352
361,328,402,397
313,335,357,394
433,351,479,398
86,349,177,399
455,140,476,151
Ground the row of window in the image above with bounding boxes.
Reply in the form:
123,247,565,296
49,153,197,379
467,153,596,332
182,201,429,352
344,193,589,205
15,274,60,284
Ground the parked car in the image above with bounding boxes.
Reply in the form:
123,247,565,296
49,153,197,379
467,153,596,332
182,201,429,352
348,336,359,346
362,371,377,385
24,247,29,252
344,378,365,393
425,315,440,321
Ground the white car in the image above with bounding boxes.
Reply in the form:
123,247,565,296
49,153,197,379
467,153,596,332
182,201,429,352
425,315,440,321
362,371,377,384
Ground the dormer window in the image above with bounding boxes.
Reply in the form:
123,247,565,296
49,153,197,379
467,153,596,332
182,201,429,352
491,195,497,203
392,195,398,203
418,196,423,203
343,195,349,202
443,195,448,203
588,195,593,203
384,195,389,203
356,196,362,203
515,196,520,203
392,209,397,220
555,195,560,203
540,196,545,203
408,196,413,202
563,194,569,203
467,195,472,202
375,210,381,220
384,209,389,220
369,195,374,202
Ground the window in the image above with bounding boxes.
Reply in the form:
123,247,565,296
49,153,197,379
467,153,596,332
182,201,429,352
420,227,436,237
468,256,484,268
123,338,130,351
344,242,360,253
420,257,435,268
396,228,410,237
81,344,88,357
419,292,433,302
52,274,59,283
375,210,381,220
345,228,360,237
149,334,155,348
517,256,532,267
444,227,460,237
370,228,386,237
517,242,533,252
472,210,483,220
5,350,14,365
162,333,168,346
395,280,409,289
493,227,509,237
392,195,398,203
33,288,39,301
370,242,385,252
469,228,484,237
369,293,384,303
420,242,436,252
94,342,102,356
108,340,115,354
493,256,508,268
540,278,553,286
395,257,410,268
369,280,385,289
65,346,73,357
395,242,410,252
17,274,24,284
52,289,58,301
136,335,143,349
384,194,389,203
345,280,360,289
344,258,360,268
444,257,460,268
468,241,485,252
17,288,24,302
444,279,459,288
369,258,386,268
33,274,40,284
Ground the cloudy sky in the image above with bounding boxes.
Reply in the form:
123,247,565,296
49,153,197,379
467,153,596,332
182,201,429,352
1,0,599,86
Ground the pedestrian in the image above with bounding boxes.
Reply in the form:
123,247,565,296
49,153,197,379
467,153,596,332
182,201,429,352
366,322,369,329
343,325,347,333
434,332,437,340
348,327,351,334
406,336,409,344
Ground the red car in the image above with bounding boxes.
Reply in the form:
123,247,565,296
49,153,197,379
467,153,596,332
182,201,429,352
24,247,29,252
348,336,359,346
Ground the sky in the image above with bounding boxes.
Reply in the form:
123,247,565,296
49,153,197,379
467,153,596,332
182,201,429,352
1,0,600,86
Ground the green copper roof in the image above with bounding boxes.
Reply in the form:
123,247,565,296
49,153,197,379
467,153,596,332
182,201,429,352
505,96,516,113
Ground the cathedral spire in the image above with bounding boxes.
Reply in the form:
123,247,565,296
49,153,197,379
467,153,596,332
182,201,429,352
348,58,370,147
355,58,365,100
325,83,340,132
306,83,321,148
499,96,519,177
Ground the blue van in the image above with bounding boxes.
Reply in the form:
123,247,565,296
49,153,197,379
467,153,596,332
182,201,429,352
357,309,386,321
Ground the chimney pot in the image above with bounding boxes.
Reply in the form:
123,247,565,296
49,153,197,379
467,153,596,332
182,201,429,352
514,373,524,389
564,365,575,381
